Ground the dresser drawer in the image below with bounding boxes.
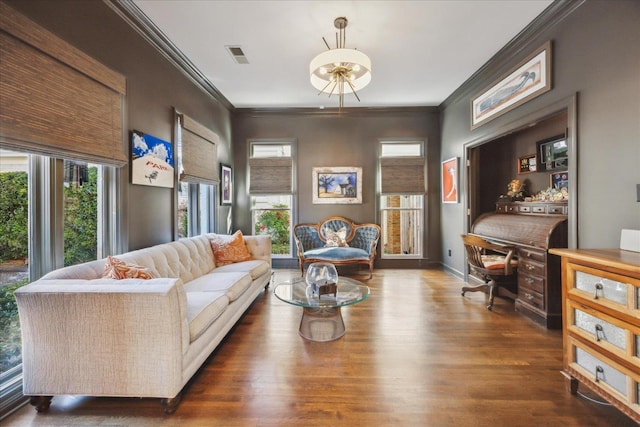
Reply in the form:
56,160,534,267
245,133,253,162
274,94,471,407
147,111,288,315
519,272,544,294
570,303,626,350
519,287,544,310
572,344,628,397
518,248,546,263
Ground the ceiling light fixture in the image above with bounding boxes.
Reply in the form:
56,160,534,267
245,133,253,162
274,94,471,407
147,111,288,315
310,17,371,110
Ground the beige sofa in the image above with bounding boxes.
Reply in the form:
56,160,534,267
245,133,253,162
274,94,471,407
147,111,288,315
15,233,271,414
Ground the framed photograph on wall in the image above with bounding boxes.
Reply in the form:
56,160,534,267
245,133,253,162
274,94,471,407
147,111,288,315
471,41,552,129
518,154,537,174
442,157,458,203
221,164,232,205
130,130,174,188
312,167,362,204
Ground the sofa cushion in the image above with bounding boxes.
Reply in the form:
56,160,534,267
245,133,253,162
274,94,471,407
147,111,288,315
209,231,253,266
213,259,270,280
304,247,369,261
102,256,155,280
185,291,229,342
183,271,252,302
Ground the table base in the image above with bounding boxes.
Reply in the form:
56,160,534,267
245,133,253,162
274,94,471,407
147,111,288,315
299,307,345,342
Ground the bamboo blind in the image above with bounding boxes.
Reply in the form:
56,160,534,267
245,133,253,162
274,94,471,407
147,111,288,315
248,157,292,194
380,157,425,194
0,2,127,166
180,114,219,184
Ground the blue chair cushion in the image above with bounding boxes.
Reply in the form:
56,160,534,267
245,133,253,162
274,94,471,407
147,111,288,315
303,247,369,261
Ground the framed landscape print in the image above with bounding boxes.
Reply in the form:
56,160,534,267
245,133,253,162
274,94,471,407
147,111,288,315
442,157,458,203
130,130,174,188
312,167,362,204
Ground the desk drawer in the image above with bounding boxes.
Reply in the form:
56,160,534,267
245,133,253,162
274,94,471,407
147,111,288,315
519,272,544,294
520,258,545,277
518,248,546,263
519,287,544,310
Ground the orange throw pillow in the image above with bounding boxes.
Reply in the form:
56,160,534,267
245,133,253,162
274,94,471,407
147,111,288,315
209,230,253,266
102,256,155,279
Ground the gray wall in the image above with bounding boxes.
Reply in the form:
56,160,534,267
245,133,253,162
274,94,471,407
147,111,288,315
8,0,234,251
440,0,640,275
232,108,442,266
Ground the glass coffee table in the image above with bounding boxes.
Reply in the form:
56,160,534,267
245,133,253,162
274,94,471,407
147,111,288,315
273,276,370,342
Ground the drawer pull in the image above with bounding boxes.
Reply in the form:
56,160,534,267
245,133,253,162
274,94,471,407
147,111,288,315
595,324,604,342
525,278,535,285
593,282,604,299
525,293,534,301
526,265,535,271
595,365,604,382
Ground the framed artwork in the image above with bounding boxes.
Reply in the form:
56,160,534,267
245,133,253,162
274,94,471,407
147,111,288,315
471,41,552,129
221,164,232,205
442,157,458,203
518,154,537,174
550,171,568,191
538,134,568,171
130,130,174,188
312,167,362,204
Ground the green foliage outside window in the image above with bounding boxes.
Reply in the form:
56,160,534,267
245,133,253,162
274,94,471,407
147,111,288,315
0,172,28,263
0,279,27,372
254,205,290,254
63,167,98,266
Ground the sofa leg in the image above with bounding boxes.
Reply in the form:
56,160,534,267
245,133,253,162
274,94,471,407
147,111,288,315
30,396,53,412
160,393,182,414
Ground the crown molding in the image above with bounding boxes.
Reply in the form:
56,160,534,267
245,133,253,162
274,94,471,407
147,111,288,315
440,0,585,110
233,106,438,118
105,0,234,110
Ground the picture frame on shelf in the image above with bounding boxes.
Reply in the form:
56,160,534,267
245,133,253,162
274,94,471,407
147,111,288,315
312,166,362,204
221,164,232,205
518,154,537,174
550,171,568,191
442,157,458,203
470,41,552,129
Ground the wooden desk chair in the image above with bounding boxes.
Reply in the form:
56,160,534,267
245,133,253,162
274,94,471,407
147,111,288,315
461,234,518,310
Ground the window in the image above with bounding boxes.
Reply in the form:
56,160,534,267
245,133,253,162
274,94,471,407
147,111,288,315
379,141,425,258
176,115,217,237
248,141,295,257
0,148,119,418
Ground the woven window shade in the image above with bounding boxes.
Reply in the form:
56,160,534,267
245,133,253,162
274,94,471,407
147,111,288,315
249,157,292,194
380,157,425,194
0,3,127,166
180,115,219,184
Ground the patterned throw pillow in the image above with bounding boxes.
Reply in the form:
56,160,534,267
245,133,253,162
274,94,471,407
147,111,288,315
102,256,155,279
324,226,348,247
209,230,253,266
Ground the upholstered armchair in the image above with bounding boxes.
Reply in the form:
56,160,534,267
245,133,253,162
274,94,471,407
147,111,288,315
293,216,381,278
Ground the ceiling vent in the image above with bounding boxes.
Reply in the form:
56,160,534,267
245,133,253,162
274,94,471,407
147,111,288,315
226,45,249,64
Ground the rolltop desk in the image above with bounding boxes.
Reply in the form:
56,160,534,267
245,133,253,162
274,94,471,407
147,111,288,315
470,201,568,328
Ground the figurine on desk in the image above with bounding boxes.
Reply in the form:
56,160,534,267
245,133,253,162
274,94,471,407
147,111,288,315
498,179,527,202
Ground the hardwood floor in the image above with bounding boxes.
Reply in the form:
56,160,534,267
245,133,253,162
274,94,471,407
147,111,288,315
4,268,636,426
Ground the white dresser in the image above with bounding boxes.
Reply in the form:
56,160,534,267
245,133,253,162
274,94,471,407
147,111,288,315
550,248,640,424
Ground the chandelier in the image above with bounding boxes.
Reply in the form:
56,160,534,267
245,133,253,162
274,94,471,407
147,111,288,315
310,17,372,110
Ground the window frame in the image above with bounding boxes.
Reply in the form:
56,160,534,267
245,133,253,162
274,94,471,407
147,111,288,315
378,140,426,259
0,147,122,418
248,139,296,258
